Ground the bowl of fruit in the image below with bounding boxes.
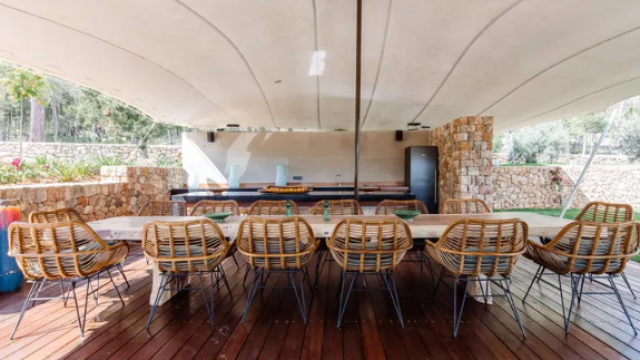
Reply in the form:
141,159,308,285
259,186,312,194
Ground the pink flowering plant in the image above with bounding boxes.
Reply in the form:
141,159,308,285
549,167,563,208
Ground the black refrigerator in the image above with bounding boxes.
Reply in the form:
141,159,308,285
404,146,439,214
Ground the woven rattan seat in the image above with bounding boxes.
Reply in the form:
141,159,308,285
309,199,363,215
247,200,299,215
425,218,528,337
137,201,187,216
440,198,491,214
375,199,429,214
190,200,239,216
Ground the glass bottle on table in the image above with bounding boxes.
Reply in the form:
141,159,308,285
0,199,22,292
323,199,330,222
285,200,291,218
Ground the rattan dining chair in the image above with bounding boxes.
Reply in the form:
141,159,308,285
8,221,129,338
29,207,84,223
142,218,231,328
237,216,317,323
375,199,429,214
29,208,130,289
310,199,363,215
523,221,639,334
327,219,413,327
440,198,491,214
137,200,187,216
247,200,300,215
189,200,240,216
190,200,241,270
425,218,528,338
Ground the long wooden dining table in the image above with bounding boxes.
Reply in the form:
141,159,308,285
87,212,573,305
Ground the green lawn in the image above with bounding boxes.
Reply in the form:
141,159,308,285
495,208,640,261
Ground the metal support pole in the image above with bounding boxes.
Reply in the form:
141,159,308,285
354,0,362,201
560,102,623,218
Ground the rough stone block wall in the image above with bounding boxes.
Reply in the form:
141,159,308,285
433,116,494,209
493,166,588,210
0,142,181,166
493,165,640,210
0,166,184,221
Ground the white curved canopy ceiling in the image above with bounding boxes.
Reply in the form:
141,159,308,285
1,0,640,132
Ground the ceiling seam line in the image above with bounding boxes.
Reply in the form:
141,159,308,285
502,75,640,131
360,0,393,129
312,0,321,129
0,2,236,122
408,0,525,124
477,23,640,116
175,0,278,128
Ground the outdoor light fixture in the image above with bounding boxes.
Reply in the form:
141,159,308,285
308,50,326,76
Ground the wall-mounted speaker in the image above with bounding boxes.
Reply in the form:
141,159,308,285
207,131,215,143
395,130,403,141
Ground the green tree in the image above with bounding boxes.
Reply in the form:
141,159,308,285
512,121,570,163
562,113,607,155
1,68,48,157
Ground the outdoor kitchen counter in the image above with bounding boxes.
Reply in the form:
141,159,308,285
171,191,416,205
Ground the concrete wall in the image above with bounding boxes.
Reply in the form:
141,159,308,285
182,131,431,187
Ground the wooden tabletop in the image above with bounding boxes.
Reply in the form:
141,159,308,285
88,212,573,240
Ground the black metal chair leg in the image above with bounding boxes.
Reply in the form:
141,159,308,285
147,274,170,329
241,271,262,323
536,266,545,283
621,272,637,299
431,268,446,300
562,274,580,333
219,266,232,295
197,274,215,326
231,253,240,270
115,262,130,288
609,274,638,335
289,272,307,323
504,277,526,338
314,251,328,289
382,271,404,327
242,263,250,287
523,265,543,304
10,282,38,340
453,278,471,338
337,272,356,328
106,268,126,306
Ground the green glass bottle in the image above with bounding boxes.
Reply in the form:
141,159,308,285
323,199,330,222
285,200,291,217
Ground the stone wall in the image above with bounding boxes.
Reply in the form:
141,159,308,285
493,153,638,165
432,116,494,208
0,142,181,166
0,166,184,221
493,165,640,210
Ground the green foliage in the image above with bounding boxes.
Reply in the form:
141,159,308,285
33,155,50,166
156,156,181,167
49,159,78,182
618,119,640,160
92,155,130,167
74,162,98,178
0,61,187,144
1,68,48,103
493,134,504,153
512,122,569,163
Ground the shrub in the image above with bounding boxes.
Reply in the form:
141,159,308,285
33,155,50,166
92,155,131,167
512,122,570,164
156,156,181,167
50,160,78,182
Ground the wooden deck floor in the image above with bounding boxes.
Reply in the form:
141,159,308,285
1,250,640,360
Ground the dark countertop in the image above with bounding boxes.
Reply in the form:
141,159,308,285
172,191,415,203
